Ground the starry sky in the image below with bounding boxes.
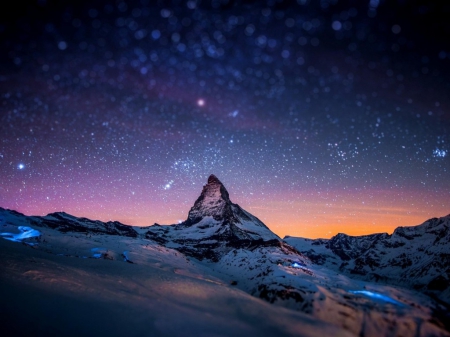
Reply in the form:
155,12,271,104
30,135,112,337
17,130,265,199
1,0,449,239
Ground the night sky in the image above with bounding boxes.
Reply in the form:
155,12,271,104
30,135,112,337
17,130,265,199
1,0,449,239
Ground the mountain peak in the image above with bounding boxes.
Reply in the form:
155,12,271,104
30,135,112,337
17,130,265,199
204,174,230,201
146,174,280,260
179,175,279,241
184,175,232,225
207,174,221,185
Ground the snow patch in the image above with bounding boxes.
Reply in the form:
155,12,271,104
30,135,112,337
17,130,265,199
349,290,404,306
91,247,108,259
0,226,41,243
291,261,311,272
122,250,134,263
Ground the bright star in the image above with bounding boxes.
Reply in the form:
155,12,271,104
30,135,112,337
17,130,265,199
229,110,239,117
18,164,25,170
163,180,174,190
197,99,205,107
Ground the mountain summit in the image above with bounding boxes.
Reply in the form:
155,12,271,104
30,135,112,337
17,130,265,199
185,174,233,225
145,174,280,260
181,174,278,241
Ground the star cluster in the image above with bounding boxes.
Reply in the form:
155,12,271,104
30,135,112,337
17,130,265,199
1,0,449,238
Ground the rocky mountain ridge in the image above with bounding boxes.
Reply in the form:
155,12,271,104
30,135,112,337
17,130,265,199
0,208,138,237
285,215,450,304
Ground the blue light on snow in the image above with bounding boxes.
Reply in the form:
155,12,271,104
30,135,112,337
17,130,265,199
0,226,40,243
291,261,311,272
292,261,306,268
91,247,107,258
122,250,133,263
349,290,403,306
91,247,106,252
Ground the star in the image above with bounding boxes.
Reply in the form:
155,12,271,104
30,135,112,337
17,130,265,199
164,180,174,190
433,149,447,158
197,99,205,107
229,110,239,118
18,164,25,170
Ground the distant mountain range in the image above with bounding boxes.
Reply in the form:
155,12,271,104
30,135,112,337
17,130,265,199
1,175,449,337
285,214,450,305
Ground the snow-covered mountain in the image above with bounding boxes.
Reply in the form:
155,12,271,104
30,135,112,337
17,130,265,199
144,174,280,261
0,208,138,237
285,215,450,305
1,175,449,337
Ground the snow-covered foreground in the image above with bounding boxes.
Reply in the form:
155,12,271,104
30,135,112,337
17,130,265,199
0,226,351,337
0,216,448,337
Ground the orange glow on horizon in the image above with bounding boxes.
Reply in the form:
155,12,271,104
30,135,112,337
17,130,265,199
12,186,449,240
242,188,449,239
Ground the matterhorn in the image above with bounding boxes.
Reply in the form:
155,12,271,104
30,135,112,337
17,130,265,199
144,174,280,261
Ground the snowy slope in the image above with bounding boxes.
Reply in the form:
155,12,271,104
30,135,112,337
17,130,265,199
0,207,138,237
285,215,450,305
1,229,350,337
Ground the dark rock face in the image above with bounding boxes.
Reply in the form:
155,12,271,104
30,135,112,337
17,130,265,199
257,284,306,305
428,275,449,291
184,174,233,224
326,233,389,261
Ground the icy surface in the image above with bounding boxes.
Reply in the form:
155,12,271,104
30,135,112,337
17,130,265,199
122,250,133,263
91,247,110,259
0,226,40,243
349,290,404,306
